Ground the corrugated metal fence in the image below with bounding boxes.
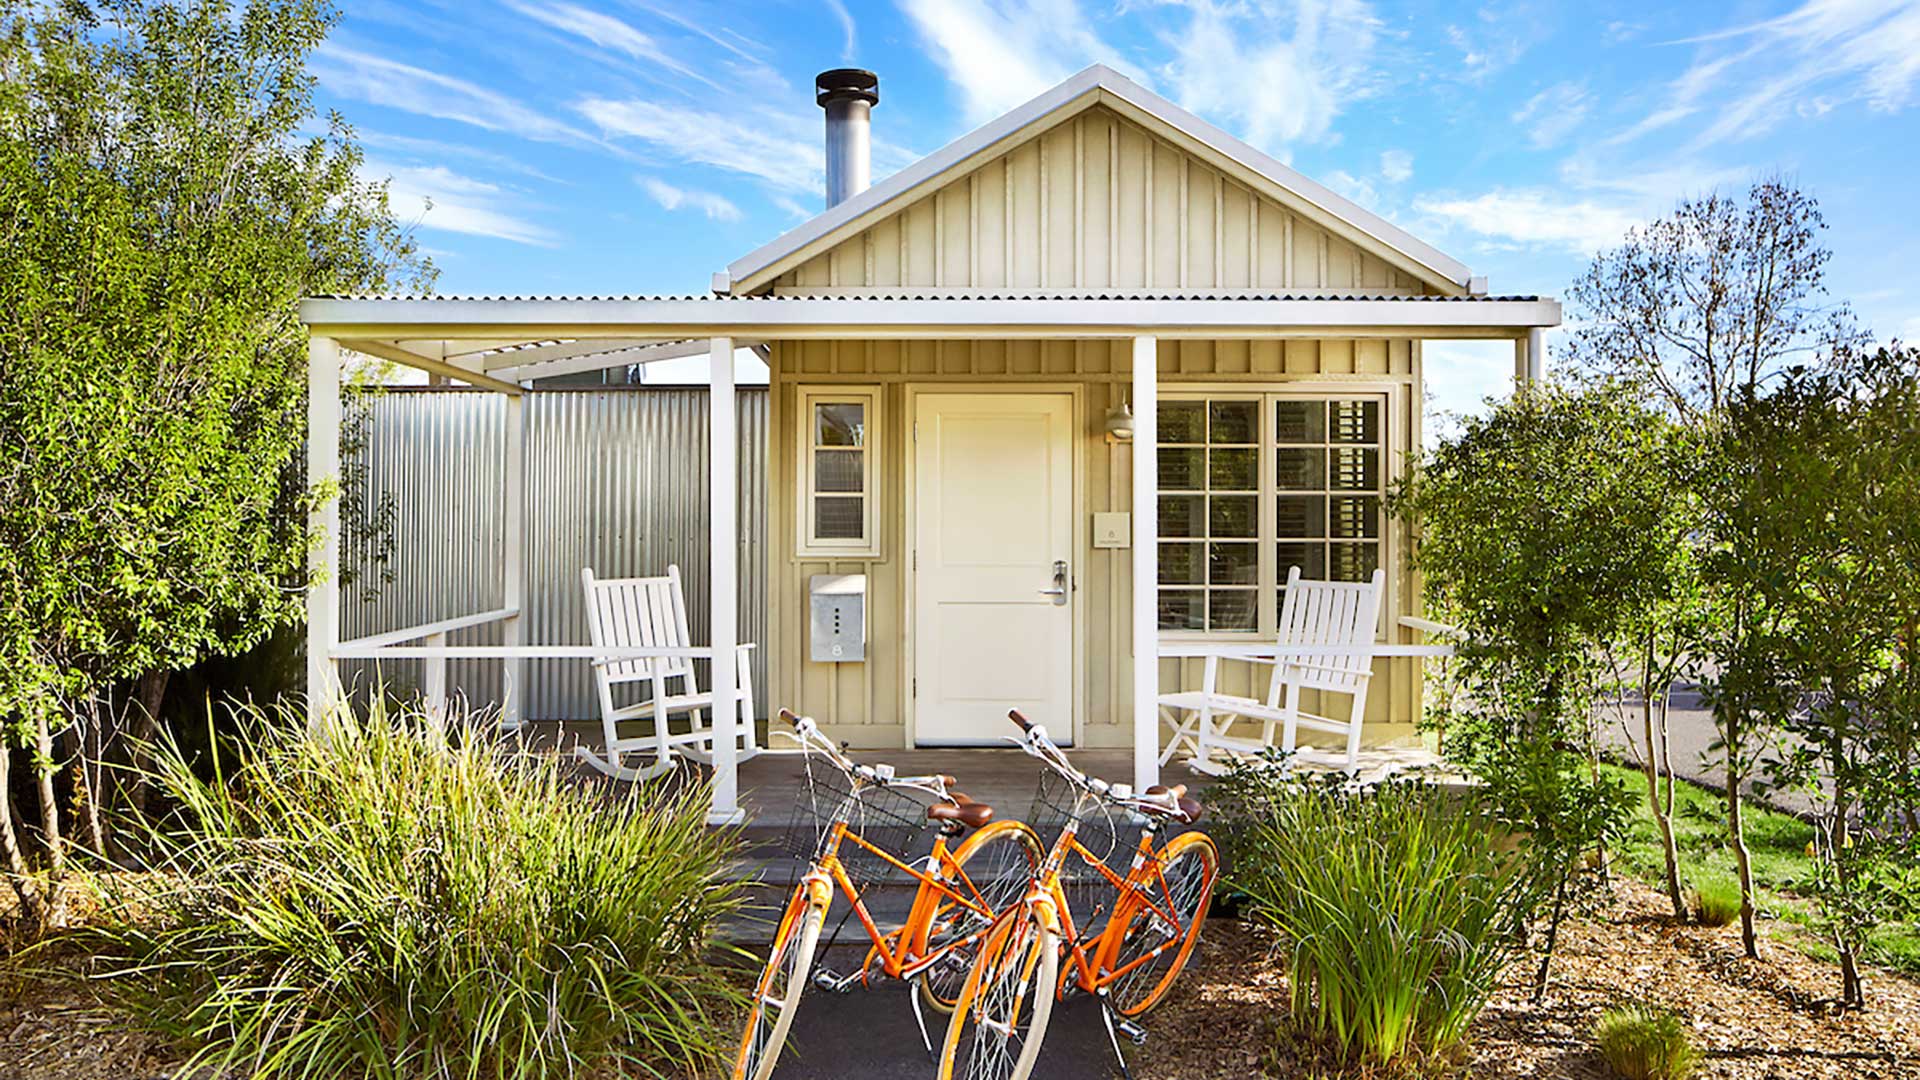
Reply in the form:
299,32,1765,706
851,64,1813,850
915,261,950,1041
339,387,768,720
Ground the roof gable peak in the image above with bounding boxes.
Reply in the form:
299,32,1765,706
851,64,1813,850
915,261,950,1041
721,64,1473,297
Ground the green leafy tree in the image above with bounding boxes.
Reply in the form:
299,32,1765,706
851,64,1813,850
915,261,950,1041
0,0,429,924
1720,347,1920,1007
1392,383,1693,996
1565,178,1862,958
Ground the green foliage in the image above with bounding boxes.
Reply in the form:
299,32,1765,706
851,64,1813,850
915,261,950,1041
1219,766,1532,1067
1705,346,1920,1005
1391,383,1671,985
0,0,429,729
1593,1004,1698,1080
1690,879,1742,928
77,699,744,1079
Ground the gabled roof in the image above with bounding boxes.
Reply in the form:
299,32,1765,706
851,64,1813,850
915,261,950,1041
721,64,1477,297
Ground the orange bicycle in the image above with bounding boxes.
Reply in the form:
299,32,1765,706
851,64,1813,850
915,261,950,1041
732,709,1042,1080
937,710,1218,1080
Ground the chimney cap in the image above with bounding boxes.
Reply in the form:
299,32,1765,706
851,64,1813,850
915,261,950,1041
816,68,879,108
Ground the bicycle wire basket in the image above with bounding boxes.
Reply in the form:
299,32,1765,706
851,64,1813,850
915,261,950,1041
782,753,940,892
1026,768,1158,939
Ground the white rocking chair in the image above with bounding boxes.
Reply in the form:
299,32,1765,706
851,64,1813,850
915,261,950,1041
1159,566,1384,774
577,566,759,781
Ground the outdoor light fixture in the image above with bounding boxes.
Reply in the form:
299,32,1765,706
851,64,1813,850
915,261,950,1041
1103,402,1134,443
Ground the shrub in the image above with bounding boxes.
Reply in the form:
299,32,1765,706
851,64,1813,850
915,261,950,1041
1691,879,1742,928
1594,1004,1698,1080
79,700,744,1079
1222,767,1533,1066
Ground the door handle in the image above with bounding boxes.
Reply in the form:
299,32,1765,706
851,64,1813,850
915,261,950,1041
1038,560,1069,605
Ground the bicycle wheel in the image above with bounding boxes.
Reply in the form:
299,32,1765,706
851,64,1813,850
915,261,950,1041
1098,830,1218,1017
733,883,827,1080
936,903,1060,1080
918,821,1044,1013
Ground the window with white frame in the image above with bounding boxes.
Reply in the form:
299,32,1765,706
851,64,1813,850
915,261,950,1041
1157,392,1388,635
797,387,880,557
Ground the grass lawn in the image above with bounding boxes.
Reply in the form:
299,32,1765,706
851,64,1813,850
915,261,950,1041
1600,761,1920,974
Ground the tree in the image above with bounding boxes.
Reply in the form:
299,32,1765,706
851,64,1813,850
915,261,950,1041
0,0,430,924
1720,347,1920,1007
1392,382,1687,996
1565,178,1861,958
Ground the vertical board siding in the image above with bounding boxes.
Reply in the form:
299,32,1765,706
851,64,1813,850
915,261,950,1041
340,388,767,720
768,339,1423,749
777,106,1440,296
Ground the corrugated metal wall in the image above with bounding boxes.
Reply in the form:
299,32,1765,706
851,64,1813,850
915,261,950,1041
340,387,768,720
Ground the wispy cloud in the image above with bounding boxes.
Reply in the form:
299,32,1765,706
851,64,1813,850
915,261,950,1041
506,1,708,85
1157,0,1383,152
640,176,743,221
1620,0,1920,149
825,0,857,61
1511,81,1589,148
1414,189,1642,255
1322,169,1380,209
896,0,1141,125
373,162,558,246
1379,149,1412,184
578,97,822,192
314,43,587,144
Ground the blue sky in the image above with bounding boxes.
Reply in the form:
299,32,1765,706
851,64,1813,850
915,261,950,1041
315,0,1920,417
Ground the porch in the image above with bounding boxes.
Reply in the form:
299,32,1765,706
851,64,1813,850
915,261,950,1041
300,295,1555,825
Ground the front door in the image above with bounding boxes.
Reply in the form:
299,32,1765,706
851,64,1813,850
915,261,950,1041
912,392,1075,746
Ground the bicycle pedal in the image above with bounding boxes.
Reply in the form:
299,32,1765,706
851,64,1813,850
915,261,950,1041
1114,1019,1148,1046
811,967,854,993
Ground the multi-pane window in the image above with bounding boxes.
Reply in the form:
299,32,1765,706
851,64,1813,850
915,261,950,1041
1158,393,1388,635
798,388,880,557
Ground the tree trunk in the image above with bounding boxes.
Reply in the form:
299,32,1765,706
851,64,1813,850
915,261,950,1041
128,669,169,817
1643,679,1687,922
30,710,66,926
71,701,105,856
1727,774,1760,959
1533,870,1571,1003
0,744,46,927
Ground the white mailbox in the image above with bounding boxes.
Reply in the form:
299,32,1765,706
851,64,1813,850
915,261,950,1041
809,574,867,662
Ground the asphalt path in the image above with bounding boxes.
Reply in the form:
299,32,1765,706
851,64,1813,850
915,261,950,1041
1592,683,1814,817
757,943,1129,1080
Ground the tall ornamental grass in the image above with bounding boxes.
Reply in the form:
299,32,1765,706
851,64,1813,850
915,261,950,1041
82,701,744,1080
1224,772,1532,1067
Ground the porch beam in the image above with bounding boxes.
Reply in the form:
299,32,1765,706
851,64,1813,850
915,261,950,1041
475,336,684,372
302,296,1563,341
1131,335,1159,793
306,335,341,733
707,336,744,826
340,337,525,394
487,338,745,383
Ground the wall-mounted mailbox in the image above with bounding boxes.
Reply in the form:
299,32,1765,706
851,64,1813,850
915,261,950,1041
809,574,867,662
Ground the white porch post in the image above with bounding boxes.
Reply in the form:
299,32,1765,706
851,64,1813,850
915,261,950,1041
500,392,527,729
707,337,745,825
1131,335,1160,792
1514,327,1546,385
306,335,341,733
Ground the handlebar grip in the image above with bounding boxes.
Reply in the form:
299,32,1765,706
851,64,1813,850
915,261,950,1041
778,708,802,725
1008,709,1033,732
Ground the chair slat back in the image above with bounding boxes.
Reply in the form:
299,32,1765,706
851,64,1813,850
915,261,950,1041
1268,566,1385,698
581,566,699,686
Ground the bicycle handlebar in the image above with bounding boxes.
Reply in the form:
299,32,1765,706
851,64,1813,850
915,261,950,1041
778,708,957,803
1004,709,1191,822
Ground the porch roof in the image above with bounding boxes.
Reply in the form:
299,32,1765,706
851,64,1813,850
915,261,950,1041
300,291,1562,387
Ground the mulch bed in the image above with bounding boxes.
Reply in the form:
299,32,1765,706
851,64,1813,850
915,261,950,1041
1137,876,1920,1079
5,876,1917,1079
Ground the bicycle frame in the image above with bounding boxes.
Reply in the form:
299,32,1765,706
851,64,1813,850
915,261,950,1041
1022,787,1198,996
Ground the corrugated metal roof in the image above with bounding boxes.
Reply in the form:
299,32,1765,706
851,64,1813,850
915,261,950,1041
309,291,1543,303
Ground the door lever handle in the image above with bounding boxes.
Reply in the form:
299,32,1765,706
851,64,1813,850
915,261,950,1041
1039,560,1070,605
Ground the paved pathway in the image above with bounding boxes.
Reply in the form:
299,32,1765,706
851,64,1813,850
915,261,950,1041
761,944,1126,1079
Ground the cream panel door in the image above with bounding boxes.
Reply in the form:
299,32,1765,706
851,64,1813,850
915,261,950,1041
913,393,1075,745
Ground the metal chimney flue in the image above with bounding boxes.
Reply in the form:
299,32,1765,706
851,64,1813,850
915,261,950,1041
817,68,878,209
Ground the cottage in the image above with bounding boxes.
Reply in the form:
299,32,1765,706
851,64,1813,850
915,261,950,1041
300,64,1558,823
